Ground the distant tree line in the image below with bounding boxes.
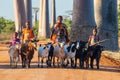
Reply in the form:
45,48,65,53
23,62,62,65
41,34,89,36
0,17,15,33
0,17,38,36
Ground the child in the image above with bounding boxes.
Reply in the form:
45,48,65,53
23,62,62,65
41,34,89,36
8,32,20,61
88,28,100,46
8,32,20,48
22,21,34,43
88,28,100,51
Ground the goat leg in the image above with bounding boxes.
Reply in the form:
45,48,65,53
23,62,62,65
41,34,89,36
74,58,77,68
90,58,94,69
53,57,55,67
41,58,43,68
38,56,40,67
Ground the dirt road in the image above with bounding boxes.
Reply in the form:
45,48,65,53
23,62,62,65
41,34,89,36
0,43,120,80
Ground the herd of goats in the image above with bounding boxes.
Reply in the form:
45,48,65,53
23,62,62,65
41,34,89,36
8,40,104,69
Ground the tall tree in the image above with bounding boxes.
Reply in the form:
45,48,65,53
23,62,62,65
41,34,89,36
38,0,43,38
13,0,26,32
118,1,120,37
24,0,32,27
94,0,118,51
41,0,50,38
51,0,56,28
33,8,39,23
70,0,96,41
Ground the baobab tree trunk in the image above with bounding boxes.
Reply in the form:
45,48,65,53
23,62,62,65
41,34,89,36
41,0,50,38
94,0,118,51
33,8,39,23
38,0,43,38
13,0,26,32
51,0,56,28
70,0,96,41
13,0,20,32
24,0,32,27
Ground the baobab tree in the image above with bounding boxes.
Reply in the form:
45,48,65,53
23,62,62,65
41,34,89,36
13,0,26,32
70,0,96,41
38,0,43,38
39,0,50,38
38,0,50,38
32,7,39,23
94,0,118,51
51,0,56,28
24,0,32,27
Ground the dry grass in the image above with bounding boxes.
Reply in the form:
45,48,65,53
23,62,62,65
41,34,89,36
102,38,120,62
0,32,50,43
38,37,50,41
0,32,13,42
103,51,120,62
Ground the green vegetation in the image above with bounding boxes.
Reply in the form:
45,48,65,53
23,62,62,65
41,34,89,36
0,17,15,41
32,21,39,37
0,17,15,33
62,10,72,36
63,19,72,36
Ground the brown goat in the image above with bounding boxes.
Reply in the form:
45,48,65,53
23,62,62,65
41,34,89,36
20,41,37,68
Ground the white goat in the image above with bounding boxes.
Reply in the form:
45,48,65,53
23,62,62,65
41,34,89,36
64,42,80,67
52,42,65,67
38,44,49,67
8,42,20,68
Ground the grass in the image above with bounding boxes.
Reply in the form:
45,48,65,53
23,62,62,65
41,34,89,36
0,32,50,42
102,38,120,62
0,32,13,42
38,37,50,41
102,51,120,61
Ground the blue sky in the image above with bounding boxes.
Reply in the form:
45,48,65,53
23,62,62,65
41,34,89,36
0,0,73,21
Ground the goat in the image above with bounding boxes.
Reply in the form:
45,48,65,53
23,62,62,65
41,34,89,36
8,42,20,68
52,42,65,67
20,41,37,68
85,45,104,69
75,41,88,68
46,42,54,67
38,44,49,68
64,41,80,68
